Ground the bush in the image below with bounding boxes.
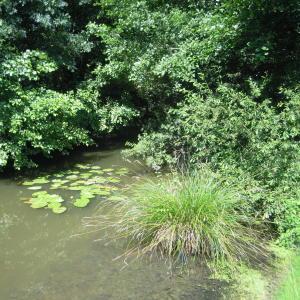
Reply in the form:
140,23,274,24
127,85,300,247
90,170,267,264
0,88,138,170
0,89,92,169
128,85,300,187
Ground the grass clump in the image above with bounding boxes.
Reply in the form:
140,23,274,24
89,170,267,265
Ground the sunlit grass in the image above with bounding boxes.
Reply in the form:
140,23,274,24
276,253,300,300
87,169,267,265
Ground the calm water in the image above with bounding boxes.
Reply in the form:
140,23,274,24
0,149,226,300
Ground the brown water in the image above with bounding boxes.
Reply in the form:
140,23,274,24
0,149,226,300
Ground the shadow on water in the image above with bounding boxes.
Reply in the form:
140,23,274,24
0,147,228,300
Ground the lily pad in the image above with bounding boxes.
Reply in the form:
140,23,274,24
70,170,80,174
91,166,101,170
66,175,79,180
92,170,104,175
28,186,42,190
80,190,95,199
31,177,50,184
74,197,90,208
52,206,67,214
22,181,35,186
75,164,90,169
50,184,63,189
81,173,92,179
30,198,48,208
52,179,68,184
107,177,120,183
47,194,64,203
32,191,48,196
68,186,83,191
47,202,62,209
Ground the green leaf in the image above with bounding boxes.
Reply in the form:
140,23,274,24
28,186,42,190
48,202,62,209
74,197,90,208
30,198,48,208
52,206,67,214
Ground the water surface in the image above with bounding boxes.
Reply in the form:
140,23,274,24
0,149,226,300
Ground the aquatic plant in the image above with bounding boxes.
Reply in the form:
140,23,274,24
88,170,267,264
24,191,67,214
21,164,129,213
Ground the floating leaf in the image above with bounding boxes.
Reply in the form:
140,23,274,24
93,170,104,175
50,184,62,190
66,175,79,180
32,178,50,184
22,181,35,186
30,198,48,208
47,202,62,209
68,186,83,191
75,164,90,169
52,179,68,184
28,186,42,190
91,166,101,170
74,197,90,208
107,177,120,183
32,191,48,196
52,206,67,214
70,170,80,174
81,173,92,178
80,190,95,199
115,171,128,175
47,194,64,203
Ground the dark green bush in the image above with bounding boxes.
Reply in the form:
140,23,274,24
126,85,300,246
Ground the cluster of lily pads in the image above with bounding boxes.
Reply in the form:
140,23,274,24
26,191,67,214
20,164,129,214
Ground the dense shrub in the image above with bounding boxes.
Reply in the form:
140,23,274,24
126,85,300,246
128,85,300,187
0,87,138,170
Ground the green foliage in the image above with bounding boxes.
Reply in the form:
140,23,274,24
128,85,300,187
1,0,299,249
21,164,128,212
90,170,267,264
0,89,91,169
127,85,300,246
26,191,67,213
0,0,137,170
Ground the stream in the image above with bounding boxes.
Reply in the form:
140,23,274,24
0,148,226,300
